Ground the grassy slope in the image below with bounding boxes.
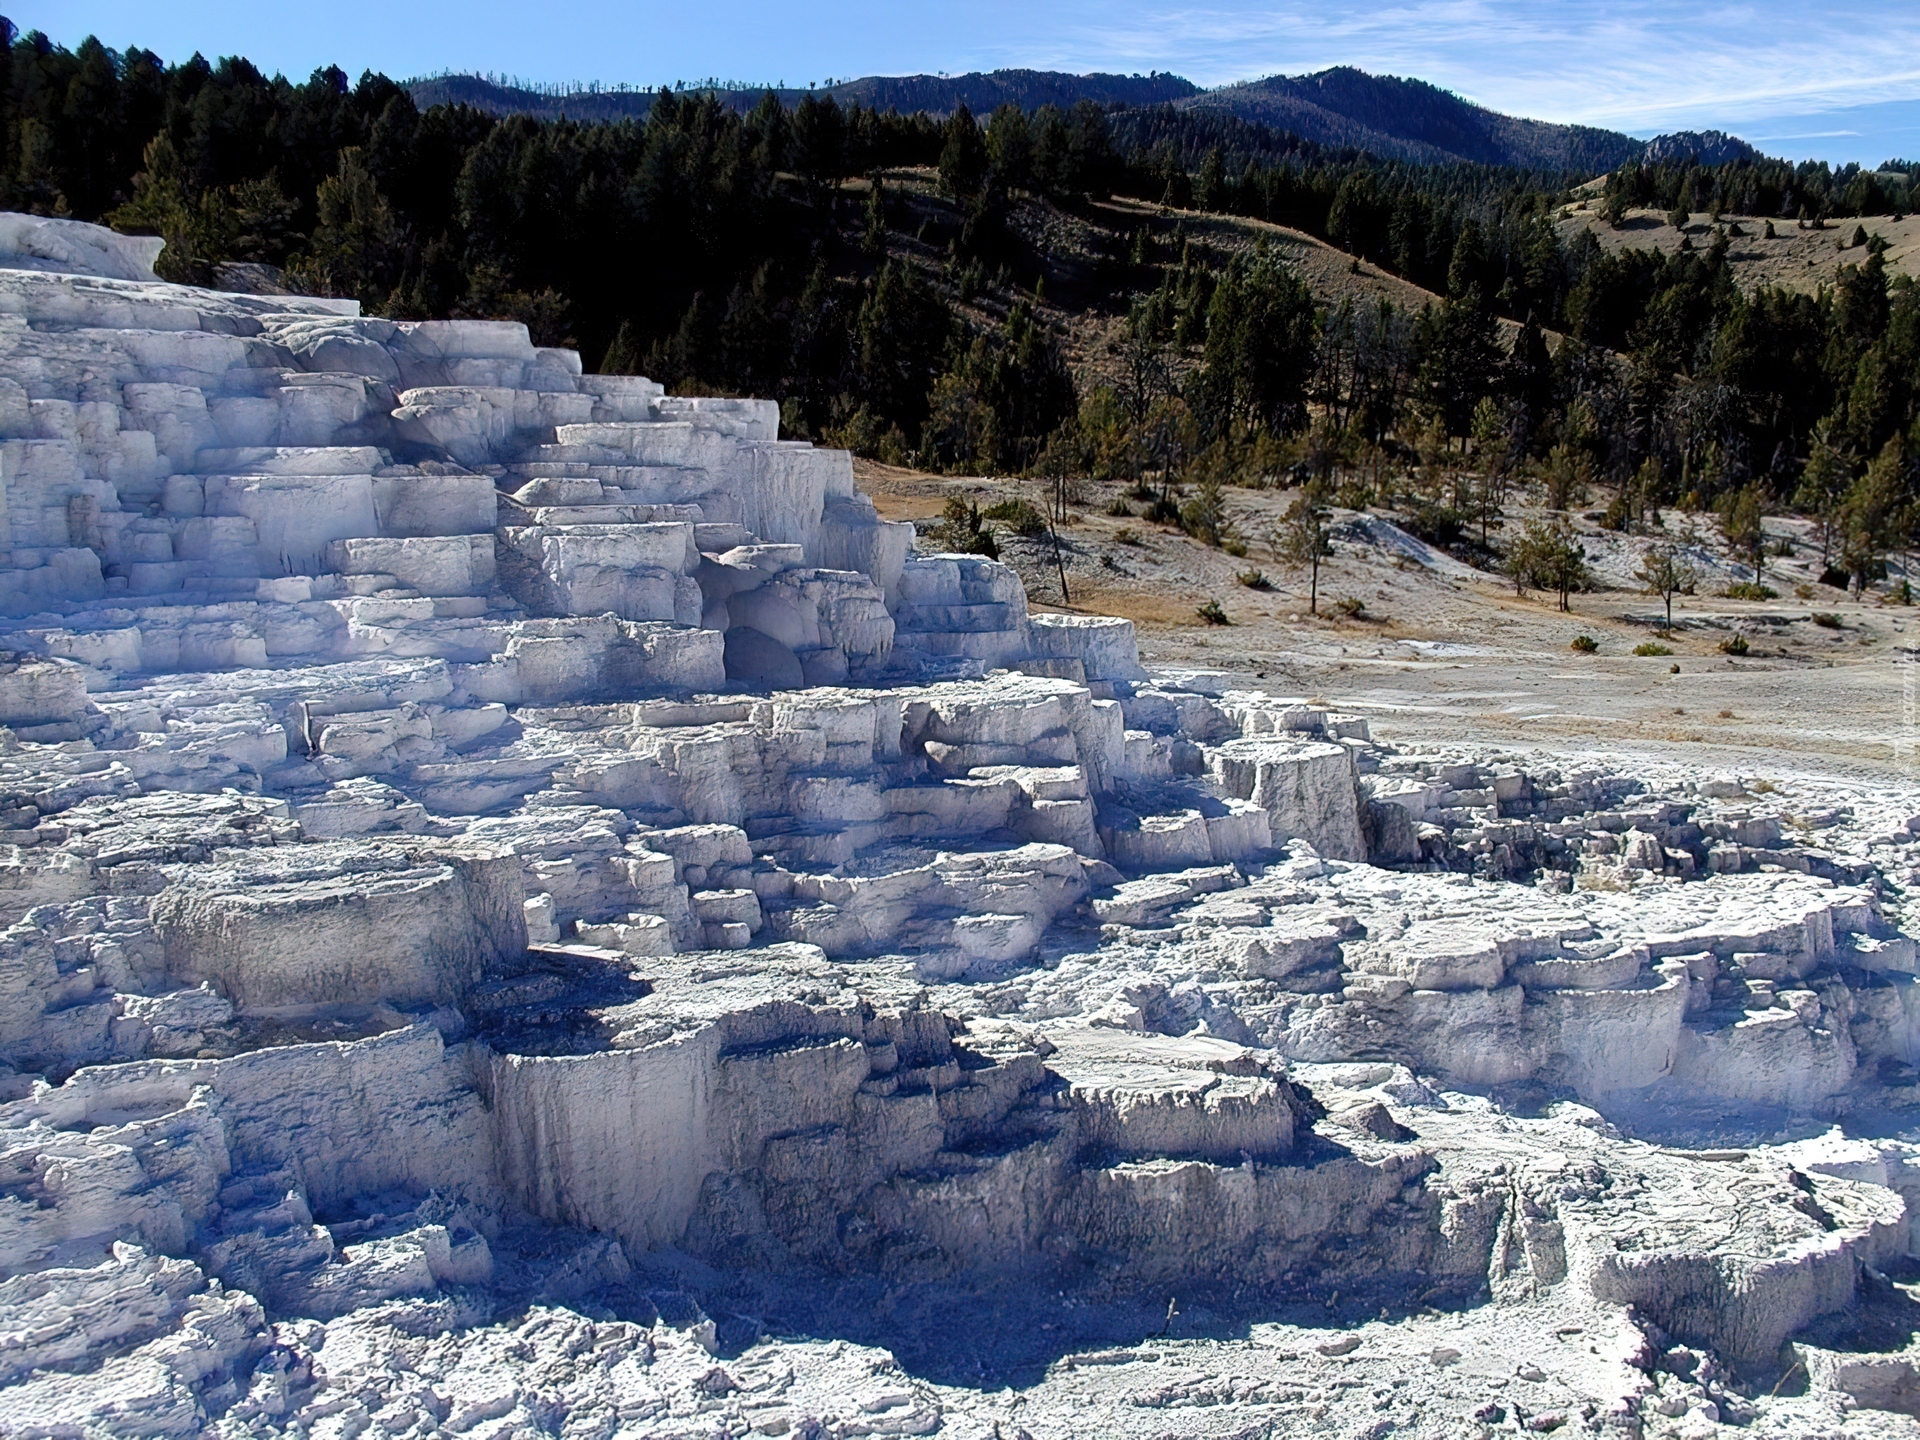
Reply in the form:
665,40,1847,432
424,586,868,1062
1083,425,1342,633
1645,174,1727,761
1555,200,1920,295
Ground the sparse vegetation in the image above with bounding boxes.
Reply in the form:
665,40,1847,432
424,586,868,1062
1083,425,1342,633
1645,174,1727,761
1570,635,1598,652
1723,582,1776,601
1114,527,1142,547
1196,598,1231,625
1273,485,1333,616
1105,498,1133,517
1718,635,1749,655
1636,542,1700,627
982,497,1048,536
1334,596,1367,617
1507,519,1591,612
1236,569,1272,589
1812,612,1843,629
925,497,1000,558
1634,641,1674,656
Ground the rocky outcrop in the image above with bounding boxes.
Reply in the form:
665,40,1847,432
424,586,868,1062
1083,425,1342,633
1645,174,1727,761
1,217,1918,1440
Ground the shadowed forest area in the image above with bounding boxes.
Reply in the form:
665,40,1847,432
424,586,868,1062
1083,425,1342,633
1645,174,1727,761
9,21,1920,595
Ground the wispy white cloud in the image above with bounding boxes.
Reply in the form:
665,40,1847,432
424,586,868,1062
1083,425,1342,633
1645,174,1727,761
1022,0,1920,134
33,0,1920,162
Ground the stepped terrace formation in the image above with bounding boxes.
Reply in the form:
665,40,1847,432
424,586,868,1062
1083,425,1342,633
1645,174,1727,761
2,214,1920,1438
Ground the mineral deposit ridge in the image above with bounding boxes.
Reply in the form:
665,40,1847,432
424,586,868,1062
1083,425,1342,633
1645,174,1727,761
0,213,1918,1437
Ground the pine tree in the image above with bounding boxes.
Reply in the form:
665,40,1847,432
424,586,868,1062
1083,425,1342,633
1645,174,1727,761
861,177,887,258
1193,147,1226,212
1794,424,1852,566
984,105,1032,192
938,106,988,201
790,92,846,197
289,148,403,306
1195,249,1318,436
856,260,952,437
599,320,642,375
1715,483,1768,579
1839,438,1912,594
1508,518,1590,611
1273,484,1332,615
1635,541,1699,627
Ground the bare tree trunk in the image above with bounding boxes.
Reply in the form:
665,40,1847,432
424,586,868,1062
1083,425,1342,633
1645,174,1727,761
1050,474,1071,603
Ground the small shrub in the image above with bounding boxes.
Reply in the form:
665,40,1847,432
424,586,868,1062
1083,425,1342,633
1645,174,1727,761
1570,634,1598,653
1114,527,1142,547
1634,641,1674,656
1334,479,1374,510
925,497,1000,558
1402,501,1468,551
1718,709,1734,718
1106,497,1134,517
1146,497,1182,525
1794,583,1814,600
1101,552,1120,570
1668,663,1680,673
1335,596,1366,617
1719,634,1749,655
1752,778,1777,793
1811,612,1842,629
1237,569,1272,590
1724,582,1776,600
1196,598,1231,625
983,498,1048,536
1222,538,1249,557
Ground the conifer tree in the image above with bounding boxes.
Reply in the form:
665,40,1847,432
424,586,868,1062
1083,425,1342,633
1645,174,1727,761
938,106,988,201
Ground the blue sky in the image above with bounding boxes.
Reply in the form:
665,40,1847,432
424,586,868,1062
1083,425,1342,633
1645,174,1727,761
24,0,1920,166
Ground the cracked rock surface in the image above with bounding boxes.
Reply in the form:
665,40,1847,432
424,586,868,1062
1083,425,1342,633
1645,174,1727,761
2,216,1920,1438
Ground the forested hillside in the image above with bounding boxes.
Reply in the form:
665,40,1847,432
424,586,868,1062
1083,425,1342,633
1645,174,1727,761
7,23,1920,590
1184,68,1644,171
416,65,1638,171
408,69,1199,125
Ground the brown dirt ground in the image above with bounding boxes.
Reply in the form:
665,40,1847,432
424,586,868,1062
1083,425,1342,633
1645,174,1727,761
861,457,1920,785
1555,204,1920,294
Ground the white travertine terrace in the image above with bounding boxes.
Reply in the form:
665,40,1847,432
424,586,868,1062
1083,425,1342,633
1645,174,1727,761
2,217,1920,1437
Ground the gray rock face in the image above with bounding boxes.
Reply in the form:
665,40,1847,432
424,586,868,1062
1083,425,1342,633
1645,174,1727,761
721,624,803,689
0,217,1917,1439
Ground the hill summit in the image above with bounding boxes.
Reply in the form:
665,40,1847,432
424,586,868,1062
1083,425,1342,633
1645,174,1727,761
409,64,1674,171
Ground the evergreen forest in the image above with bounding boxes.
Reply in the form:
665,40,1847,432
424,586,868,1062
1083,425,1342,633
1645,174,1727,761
9,23,1920,589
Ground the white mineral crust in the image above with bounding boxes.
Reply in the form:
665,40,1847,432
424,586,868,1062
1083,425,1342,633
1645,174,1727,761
0,218,1916,1438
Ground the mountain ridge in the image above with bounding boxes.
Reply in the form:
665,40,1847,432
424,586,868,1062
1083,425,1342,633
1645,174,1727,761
404,70,1199,124
404,66,1729,173
1181,67,1645,171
